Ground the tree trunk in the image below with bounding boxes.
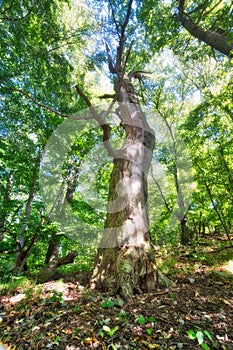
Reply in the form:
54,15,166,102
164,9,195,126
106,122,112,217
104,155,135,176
0,171,13,228
13,166,38,275
180,214,189,245
44,159,81,264
45,233,61,264
91,75,173,299
36,250,78,283
154,106,191,244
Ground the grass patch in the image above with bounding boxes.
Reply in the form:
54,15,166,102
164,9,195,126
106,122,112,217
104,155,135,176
0,275,36,296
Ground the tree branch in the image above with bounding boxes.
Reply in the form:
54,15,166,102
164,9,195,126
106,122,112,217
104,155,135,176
150,169,173,213
12,87,93,121
195,161,233,246
75,85,118,158
116,0,134,71
98,93,116,99
108,0,121,39
105,43,117,74
122,39,134,74
121,0,134,38
0,6,34,22
177,0,233,57
36,250,78,283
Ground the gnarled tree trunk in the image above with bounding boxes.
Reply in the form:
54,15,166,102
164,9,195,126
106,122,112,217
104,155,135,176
90,75,173,299
74,1,174,299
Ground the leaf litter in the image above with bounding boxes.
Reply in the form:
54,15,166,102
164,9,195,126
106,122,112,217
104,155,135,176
0,246,233,349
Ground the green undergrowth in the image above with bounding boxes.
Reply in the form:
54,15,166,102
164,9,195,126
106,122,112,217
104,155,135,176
0,276,37,296
1,236,232,296
157,235,233,277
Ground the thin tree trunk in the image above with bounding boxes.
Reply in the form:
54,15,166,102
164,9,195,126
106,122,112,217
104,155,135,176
44,160,81,264
13,168,37,274
198,212,203,236
202,221,206,236
0,171,13,227
204,181,233,246
154,107,191,244
45,233,61,264
191,218,198,239
180,214,189,244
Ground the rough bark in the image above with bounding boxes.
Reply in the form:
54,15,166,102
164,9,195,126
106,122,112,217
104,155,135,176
45,233,61,264
90,74,174,299
36,250,78,283
74,1,175,299
177,0,233,57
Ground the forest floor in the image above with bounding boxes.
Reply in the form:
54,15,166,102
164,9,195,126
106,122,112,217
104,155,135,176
0,236,233,349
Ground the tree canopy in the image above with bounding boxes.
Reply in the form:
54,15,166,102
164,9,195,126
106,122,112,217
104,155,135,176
0,0,233,348
0,0,232,297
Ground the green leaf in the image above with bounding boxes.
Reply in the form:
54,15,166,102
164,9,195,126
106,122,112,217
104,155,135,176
137,315,147,324
147,327,153,335
201,343,210,350
109,326,119,337
148,316,155,322
101,300,115,308
187,329,196,339
203,330,213,342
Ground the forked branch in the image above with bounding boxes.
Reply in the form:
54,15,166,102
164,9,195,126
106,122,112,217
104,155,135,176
75,85,118,158
12,87,92,120
116,0,134,71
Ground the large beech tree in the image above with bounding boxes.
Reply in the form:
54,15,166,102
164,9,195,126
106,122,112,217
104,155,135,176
74,0,172,299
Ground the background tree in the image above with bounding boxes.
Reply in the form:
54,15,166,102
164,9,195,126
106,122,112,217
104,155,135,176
0,0,93,275
0,0,232,296
138,0,233,59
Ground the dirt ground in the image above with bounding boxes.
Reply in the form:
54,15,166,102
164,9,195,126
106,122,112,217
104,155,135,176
0,266,232,349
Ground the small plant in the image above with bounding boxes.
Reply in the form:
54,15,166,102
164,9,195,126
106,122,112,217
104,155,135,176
49,289,64,304
136,315,155,324
116,309,130,323
147,327,153,335
54,336,61,345
42,289,64,305
72,327,80,338
137,315,147,324
99,325,119,338
170,292,176,304
187,329,214,349
136,315,155,335
103,325,119,337
101,300,115,308
73,305,81,312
